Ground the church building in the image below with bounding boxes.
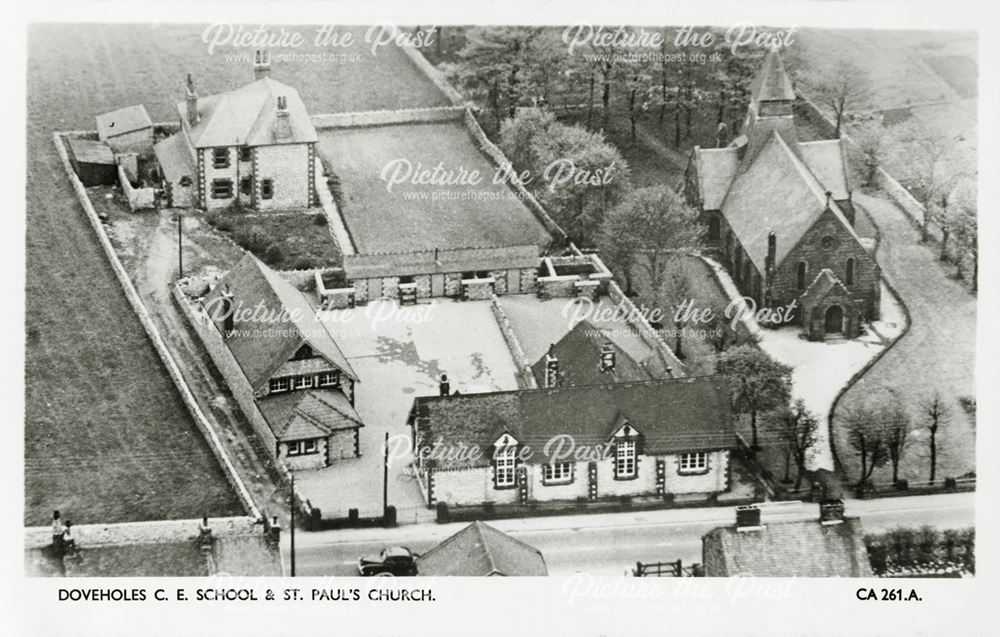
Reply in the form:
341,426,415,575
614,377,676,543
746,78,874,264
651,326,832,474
684,48,880,340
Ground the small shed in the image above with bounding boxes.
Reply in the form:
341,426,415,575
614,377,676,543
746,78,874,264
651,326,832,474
96,105,154,154
66,137,117,186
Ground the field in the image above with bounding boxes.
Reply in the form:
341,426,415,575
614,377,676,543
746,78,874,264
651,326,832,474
25,23,450,525
317,121,553,254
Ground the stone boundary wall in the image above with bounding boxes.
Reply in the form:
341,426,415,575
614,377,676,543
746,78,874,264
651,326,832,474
799,98,927,227
116,163,155,211
313,157,357,255
394,29,467,106
488,294,539,390
463,109,568,245
311,106,466,130
52,132,259,520
25,516,259,549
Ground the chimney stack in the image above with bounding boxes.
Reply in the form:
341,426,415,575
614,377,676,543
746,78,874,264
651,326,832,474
599,342,616,373
274,96,292,140
253,50,272,81
735,504,763,531
185,74,199,127
825,190,833,209
819,498,845,525
544,345,559,388
439,374,450,397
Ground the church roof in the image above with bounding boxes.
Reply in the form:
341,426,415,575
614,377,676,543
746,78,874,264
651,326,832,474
203,253,357,391
178,77,318,148
800,269,851,308
798,139,851,200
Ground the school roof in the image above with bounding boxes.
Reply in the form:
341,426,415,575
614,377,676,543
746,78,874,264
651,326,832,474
317,121,554,255
530,320,658,387
416,522,548,576
410,376,735,469
179,77,318,148
257,389,363,441
96,105,153,140
203,253,357,391
702,517,873,577
342,244,541,280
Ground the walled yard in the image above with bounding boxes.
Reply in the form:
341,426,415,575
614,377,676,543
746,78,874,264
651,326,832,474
293,298,522,520
317,121,553,255
26,23,453,526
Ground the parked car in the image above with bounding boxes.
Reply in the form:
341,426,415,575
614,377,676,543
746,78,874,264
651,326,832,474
357,546,418,576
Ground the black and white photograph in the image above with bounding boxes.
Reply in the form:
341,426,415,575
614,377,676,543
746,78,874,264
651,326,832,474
2,0,994,634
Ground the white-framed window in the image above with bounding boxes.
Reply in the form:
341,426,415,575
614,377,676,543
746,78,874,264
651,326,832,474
269,377,291,393
615,439,636,479
317,372,338,388
679,452,709,474
287,439,319,457
494,445,517,488
542,462,573,485
294,376,313,390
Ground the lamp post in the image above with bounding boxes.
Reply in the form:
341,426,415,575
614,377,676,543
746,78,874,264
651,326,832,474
177,214,184,279
290,473,296,577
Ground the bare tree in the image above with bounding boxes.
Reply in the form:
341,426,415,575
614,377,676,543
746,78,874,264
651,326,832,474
846,119,888,188
920,392,951,485
844,404,890,486
799,59,871,137
704,304,736,354
656,263,691,359
880,400,913,484
768,399,820,489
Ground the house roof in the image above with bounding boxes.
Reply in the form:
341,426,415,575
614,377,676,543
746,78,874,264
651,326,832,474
799,268,851,308
703,517,873,577
96,105,153,140
749,48,795,106
203,253,357,391
530,320,658,387
67,138,115,165
718,131,860,272
342,244,541,280
416,522,548,576
179,77,318,148
257,389,363,441
411,376,735,469
153,133,195,182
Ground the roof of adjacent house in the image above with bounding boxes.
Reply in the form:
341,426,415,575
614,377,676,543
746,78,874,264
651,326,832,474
342,244,541,280
67,137,115,165
178,77,318,148
530,320,658,387
96,104,153,140
153,133,195,182
416,521,548,576
703,517,873,577
716,131,861,273
203,253,357,391
257,389,363,441
410,376,734,469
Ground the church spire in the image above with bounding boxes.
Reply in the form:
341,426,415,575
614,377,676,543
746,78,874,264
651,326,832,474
749,47,796,110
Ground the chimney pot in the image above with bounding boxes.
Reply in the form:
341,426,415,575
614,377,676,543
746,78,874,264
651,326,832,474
600,342,616,373
254,50,272,81
439,374,450,396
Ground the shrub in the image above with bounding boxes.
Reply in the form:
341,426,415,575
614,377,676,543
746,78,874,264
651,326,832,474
264,243,287,267
233,227,271,255
293,255,319,270
313,212,328,226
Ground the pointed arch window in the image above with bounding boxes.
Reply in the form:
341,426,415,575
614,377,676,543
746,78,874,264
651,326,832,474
797,261,808,290
846,258,856,286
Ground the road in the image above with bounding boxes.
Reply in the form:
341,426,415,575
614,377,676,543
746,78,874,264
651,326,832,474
282,492,974,577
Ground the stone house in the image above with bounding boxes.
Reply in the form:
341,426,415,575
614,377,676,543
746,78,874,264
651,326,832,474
416,521,548,576
96,105,154,155
684,48,880,340
408,377,736,508
702,500,873,577
155,52,317,212
201,253,362,470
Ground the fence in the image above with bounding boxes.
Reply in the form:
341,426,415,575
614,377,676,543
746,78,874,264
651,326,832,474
311,106,466,130
855,477,976,499
633,560,703,577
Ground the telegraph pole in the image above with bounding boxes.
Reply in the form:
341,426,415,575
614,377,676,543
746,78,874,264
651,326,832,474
290,473,296,577
383,431,389,515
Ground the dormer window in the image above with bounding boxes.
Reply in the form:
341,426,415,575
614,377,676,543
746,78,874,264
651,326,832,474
269,377,291,393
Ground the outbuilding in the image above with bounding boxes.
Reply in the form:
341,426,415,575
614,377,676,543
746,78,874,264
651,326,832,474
96,105,154,154
66,137,117,186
